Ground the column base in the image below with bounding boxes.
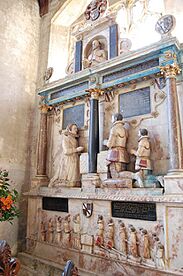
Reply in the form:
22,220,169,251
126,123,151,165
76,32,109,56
167,168,183,175
31,175,49,189
164,174,183,194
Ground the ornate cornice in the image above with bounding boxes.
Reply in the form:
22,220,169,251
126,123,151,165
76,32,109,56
160,63,181,78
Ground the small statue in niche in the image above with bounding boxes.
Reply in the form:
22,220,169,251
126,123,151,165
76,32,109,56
49,124,84,187
83,39,107,69
62,215,71,248
106,219,115,249
95,215,104,247
56,216,62,244
128,226,139,258
119,221,127,256
48,218,54,243
106,113,129,178
73,214,81,250
141,229,151,259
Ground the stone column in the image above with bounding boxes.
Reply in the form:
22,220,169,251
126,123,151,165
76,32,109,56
87,88,103,173
37,104,49,176
161,64,183,174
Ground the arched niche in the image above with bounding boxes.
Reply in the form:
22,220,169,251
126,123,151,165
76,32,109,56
84,35,108,60
47,0,91,82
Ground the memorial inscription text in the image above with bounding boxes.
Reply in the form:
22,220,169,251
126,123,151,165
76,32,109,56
112,201,157,221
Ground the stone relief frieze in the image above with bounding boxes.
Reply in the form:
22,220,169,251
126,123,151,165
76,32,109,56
35,211,165,270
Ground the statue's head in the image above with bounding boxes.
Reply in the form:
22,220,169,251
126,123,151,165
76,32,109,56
92,39,100,50
66,124,78,136
139,128,148,137
112,113,123,123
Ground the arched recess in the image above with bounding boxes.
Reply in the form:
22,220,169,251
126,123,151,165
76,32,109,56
84,35,108,60
47,0,91,82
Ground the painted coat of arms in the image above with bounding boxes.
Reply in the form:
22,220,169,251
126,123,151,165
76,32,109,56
84,0,107,21
82,203,93,217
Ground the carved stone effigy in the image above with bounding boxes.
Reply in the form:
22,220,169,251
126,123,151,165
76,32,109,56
62,215,72,248
22,5,183,274
56,216,62,244
119,221,127,257
106,219,115,249
49,124,84,187
83,39,107,69
0,240,20,276
72,214,81,250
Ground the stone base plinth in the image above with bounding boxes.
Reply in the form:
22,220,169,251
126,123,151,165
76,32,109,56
82,173,101,192
31,175,49,189
102,178,132,188
18,248,180,276
164,175,183,194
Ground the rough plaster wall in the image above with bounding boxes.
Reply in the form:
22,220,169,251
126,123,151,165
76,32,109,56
0,0,40,254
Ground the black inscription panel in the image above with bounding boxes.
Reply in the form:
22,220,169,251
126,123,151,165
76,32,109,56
103,59,159,83
119,87,151,118
63,104,84,129
42,197,68,212
112,201,156,221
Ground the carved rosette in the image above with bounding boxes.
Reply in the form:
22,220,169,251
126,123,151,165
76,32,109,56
160,64,181,79
86,88,104,100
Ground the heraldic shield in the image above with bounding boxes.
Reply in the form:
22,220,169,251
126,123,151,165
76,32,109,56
82,203,93,218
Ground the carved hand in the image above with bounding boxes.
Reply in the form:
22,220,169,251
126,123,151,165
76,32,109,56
130,149,136,155
76,146,84,152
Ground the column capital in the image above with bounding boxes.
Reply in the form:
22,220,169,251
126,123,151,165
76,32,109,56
39,104,50,114
86,88,104,100
160,63,181,78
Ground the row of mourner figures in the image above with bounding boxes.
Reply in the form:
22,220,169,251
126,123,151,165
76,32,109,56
49,113,162,188
39,213,165,269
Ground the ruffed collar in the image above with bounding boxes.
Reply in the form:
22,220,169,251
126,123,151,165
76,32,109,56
112,120,124,127
138,135,149,142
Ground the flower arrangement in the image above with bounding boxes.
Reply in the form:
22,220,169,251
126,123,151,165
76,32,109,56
0,169,19,223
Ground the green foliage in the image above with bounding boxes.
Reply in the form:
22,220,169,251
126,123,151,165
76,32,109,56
0,169,19,223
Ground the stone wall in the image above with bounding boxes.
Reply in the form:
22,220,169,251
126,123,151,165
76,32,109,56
0,0,40,254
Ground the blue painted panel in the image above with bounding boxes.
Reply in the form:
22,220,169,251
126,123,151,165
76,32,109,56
103,59,159,83
101,67,160,89
109,24,118,59
75,40,83,72
50,82,88,100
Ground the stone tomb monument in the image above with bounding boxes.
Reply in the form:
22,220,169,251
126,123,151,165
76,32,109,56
19,4,183,276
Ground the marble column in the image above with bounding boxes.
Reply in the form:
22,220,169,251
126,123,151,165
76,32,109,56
37,104,49,176
87,88,103,173
161,64,183,174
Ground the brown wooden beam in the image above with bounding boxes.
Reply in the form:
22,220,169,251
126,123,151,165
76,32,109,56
38,0,49,17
